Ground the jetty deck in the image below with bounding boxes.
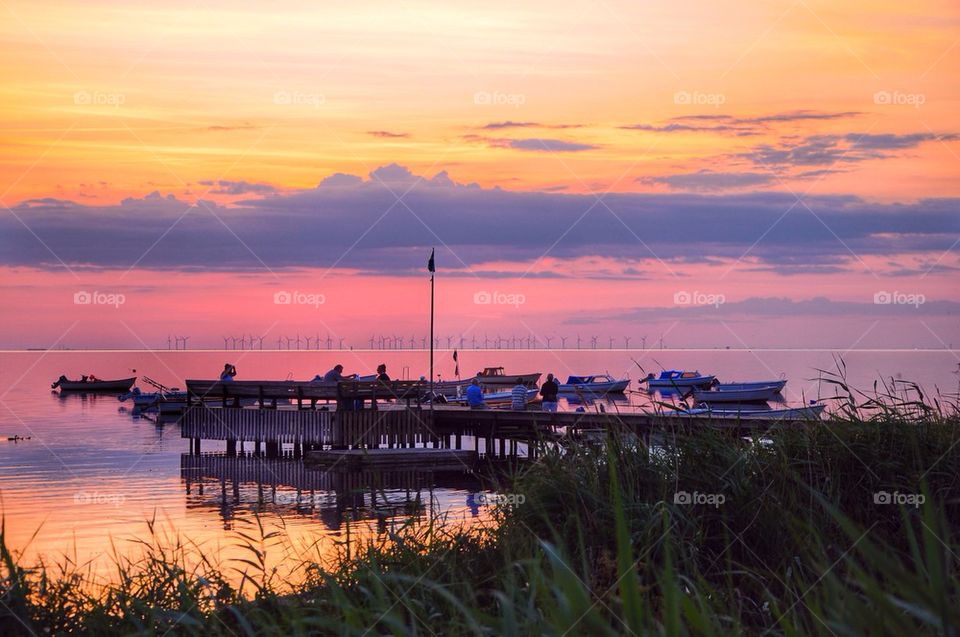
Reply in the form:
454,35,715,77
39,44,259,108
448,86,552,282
180,379,817,461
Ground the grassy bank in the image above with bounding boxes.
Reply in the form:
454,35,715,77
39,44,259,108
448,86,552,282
2,411,959,635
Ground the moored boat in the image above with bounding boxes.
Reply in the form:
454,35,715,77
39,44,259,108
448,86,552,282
559,374,629,394
52,376,136,392
446,388,538,407
643,370,715,389
691,384,783,403
712,379,787,393
474,367,541,389
671,404,825,420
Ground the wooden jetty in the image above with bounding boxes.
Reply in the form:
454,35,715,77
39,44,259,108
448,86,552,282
180,380,818,463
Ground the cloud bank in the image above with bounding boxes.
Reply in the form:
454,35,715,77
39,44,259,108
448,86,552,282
2,164,957,275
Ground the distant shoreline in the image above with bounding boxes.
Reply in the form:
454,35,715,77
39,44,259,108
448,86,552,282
5,348,959,354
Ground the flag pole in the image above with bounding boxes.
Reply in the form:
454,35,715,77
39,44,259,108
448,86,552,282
428,248,435,411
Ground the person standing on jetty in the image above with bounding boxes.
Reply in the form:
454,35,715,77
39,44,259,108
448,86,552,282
511,377,528,410
540,373,559,412
220,363,237,381
466,378,487,409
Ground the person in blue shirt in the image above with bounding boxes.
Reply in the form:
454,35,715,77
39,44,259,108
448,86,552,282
511,378,528,410
220,363,237,381
465,379,487,409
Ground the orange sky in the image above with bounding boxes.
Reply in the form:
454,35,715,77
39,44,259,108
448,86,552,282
1,0,957,204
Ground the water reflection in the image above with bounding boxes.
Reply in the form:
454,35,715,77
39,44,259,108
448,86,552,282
181,453,491,533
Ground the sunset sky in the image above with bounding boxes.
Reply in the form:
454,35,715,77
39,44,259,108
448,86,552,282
1,0,958,349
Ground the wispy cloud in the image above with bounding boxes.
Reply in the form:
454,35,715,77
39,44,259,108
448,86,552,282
366,130,410,138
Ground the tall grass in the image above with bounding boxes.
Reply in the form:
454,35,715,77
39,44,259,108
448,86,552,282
2,401,958,634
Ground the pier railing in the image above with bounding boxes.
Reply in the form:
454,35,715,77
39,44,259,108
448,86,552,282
185,379,429,409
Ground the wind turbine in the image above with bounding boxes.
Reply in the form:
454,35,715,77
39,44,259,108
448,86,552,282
168,335,173,350
590,336,598,349
181,336,190,350
609,336,615,349
545,336,554,349
624,336,632,349
339,337,345,349
576,334,582,350
560,336,568,349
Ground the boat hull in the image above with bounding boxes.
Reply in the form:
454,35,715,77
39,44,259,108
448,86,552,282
692,385,783,403
447,388,538,407
647,376,715,389
559,379,630,394
476,372,541,389
56,377,136,392
672,405,825,420
714,380,787,393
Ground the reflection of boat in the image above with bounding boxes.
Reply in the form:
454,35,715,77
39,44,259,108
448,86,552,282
643,370,715,389
475,367,541,389
672,404,825,420
446,388,538,407
692,384,783,403
52,376,136,392
559,374,629,394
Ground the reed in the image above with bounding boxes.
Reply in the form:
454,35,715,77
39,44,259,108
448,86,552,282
2,380,958,636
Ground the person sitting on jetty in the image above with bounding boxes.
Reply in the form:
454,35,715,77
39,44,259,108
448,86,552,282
511,378,528,410
220,363,237,382
376,363,390,382
540,373,559,412
322,364,355,382
466,378,487,409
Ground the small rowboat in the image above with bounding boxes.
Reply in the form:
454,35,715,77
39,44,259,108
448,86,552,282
692,384,783,403
52,376,136,392
671,404,825,420
713,380,787,393
643,370,715,389
559,374,630,394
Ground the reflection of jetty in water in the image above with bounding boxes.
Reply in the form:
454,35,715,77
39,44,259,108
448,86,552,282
181,453,488,531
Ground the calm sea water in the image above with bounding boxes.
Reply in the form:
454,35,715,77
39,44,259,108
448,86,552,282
0,349,957,586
